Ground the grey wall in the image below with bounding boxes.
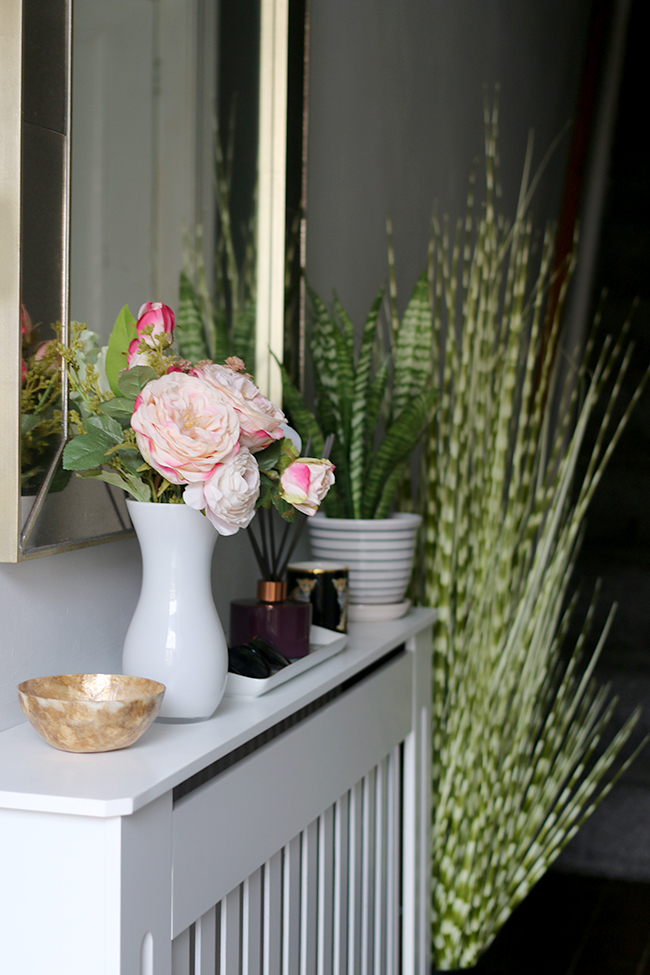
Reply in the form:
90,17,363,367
0,0,593,733
306,0,592,325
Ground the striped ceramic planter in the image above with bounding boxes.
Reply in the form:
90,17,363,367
307,513,421,605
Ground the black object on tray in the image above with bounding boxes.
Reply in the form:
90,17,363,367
228,637,291,679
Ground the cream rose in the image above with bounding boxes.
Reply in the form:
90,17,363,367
279,458,335,515
193,362,286,452
130,372,240,484
183,448,260,535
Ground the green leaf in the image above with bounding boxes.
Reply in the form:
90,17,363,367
331,308,355,452
333,292,355,364
117,366,158,399
374,459,409,519
349,288,384,517
86,415,123,443
255,473,275,509
254,440,283,472
96,397,136,418
311,368,340,447
392,271,433,421
279,365,325,457
212,306,231,365
364,355,391,457
21,413,43,435
232,304,256,371
104,441,140,457
177,271,210,363
77,469,152,503
105,306,137,396
271,493,297,521
361,386,436,518
116,448,144,475
308,288,340,417
63,429,116,470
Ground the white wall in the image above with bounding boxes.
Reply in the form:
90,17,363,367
0,0,593,733
0,532,259,732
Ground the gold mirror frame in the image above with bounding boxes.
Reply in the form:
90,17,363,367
0,0,290,562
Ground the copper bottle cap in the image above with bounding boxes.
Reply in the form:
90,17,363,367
257,580,287,603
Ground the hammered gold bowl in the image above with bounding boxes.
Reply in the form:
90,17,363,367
17,674,166,753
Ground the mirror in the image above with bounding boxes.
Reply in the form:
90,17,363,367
1,0,297,561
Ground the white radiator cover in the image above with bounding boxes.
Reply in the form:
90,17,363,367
0,610,434,975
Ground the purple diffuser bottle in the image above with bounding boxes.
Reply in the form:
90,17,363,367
230,580,312,659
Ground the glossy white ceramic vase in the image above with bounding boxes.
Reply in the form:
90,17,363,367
122,500,228,721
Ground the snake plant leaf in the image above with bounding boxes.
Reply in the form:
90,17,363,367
105,306,137,397
312,367,343,454
392,270,433,421
177,272,210,363
333,292,355,365
279,367,325,458
308,287,340,417
331,309,355,451
232,304,256,370
349,288,384,518
212,305,231,366
361,385,436,518
363,355,391,461
374,458,409,520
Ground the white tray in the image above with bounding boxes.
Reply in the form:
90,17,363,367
225,625,347,698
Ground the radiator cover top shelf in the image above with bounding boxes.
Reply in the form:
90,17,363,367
0,609,435,818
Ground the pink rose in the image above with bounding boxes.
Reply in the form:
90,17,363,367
193,362,286,452
137,301,175,338
279,458,335,515
34,339,60,375
127,302,175,367
130,372,240,484
126,337,149,369
21,304,32,339
184,448,260,535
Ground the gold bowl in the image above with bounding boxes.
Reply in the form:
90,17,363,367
17,674,166,753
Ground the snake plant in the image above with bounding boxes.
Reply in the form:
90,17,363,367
280,279,436,519
176,112,257,369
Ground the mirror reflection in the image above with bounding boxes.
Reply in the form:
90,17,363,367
20,0,263,555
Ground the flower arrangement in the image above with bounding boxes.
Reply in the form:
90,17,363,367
61,303,334,538
20,306,69,495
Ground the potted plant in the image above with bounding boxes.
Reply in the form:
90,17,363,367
280,279,436,618
423,103,647,972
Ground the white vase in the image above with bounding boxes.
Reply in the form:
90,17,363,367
308,512,421,606
122,500,228,721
